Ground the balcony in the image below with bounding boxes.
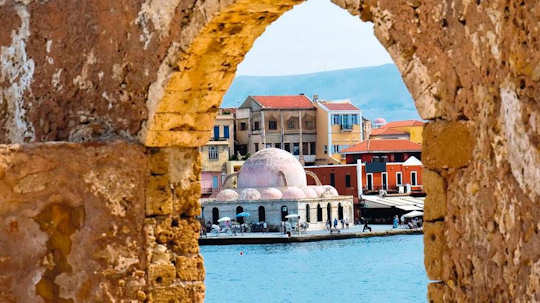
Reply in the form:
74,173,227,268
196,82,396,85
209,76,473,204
209,136,230,142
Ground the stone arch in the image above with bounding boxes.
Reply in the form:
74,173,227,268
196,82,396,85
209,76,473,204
141,0,445,148
138,2,539,301
0,1,537,302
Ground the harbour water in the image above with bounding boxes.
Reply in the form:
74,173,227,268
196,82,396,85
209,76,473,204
202,234,428,302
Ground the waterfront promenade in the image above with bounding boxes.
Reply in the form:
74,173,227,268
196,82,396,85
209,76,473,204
199,225,422,245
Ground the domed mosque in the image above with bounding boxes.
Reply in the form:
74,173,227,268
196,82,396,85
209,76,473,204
201,148,354,231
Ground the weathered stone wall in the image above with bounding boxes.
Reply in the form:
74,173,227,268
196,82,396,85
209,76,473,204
0,142,205,302
0,142,149,301
0,0,538,302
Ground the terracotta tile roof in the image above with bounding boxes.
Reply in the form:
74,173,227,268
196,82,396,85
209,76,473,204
341,139,422,153
251,95,315,109
383,120,425,128
370,128,409,136
320,101,360,111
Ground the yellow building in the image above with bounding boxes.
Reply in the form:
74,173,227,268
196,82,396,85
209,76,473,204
370,120,425,144
200,108,236,197
314,99,363,165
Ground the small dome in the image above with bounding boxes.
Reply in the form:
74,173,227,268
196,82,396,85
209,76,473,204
282,187,306,199
321,185,339,197
310,186,327,197
239,188,261,200
260,187,283,200
374,117,387,124
237,148,307,188
301,187,318,199
216,189,239,201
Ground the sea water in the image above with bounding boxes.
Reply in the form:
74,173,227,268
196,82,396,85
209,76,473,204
201,234,428,303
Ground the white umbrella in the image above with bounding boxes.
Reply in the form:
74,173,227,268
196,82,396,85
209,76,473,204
285,214,300,219
217,217,231,222
402,210,424,220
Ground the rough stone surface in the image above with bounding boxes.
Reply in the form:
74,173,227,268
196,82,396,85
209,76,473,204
0,0,539,302
0,141,148,302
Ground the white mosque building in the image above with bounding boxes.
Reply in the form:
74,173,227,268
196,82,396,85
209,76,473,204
200,148,354,231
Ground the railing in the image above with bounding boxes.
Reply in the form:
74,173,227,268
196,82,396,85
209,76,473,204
201,186,220,195
209,137,230,142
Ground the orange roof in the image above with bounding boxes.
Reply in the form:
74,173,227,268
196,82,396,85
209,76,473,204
251,95,315,109
320,101,360,111
370,128,409,136
341,139,422,154
383,120,425,128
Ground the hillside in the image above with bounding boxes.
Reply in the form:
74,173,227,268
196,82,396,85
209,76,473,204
221,64,420,121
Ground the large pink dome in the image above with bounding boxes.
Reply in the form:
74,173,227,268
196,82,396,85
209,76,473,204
237,148,307,188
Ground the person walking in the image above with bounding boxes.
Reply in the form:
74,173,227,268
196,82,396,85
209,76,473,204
333,218,338,230
362,218,372,232
340,219,345,229
393,215,399,229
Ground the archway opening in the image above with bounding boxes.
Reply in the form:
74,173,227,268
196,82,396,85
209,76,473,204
159,0,440,301
258,205,266,222
236,206,244,224
212,207,219,225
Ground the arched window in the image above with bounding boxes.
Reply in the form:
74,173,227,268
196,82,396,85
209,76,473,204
236,206,244,224
281,205,288,221
305,204,311,223
317,204,322,222
338,203,344,220
327,203,332,222
212,207,219,225
258,206,266,222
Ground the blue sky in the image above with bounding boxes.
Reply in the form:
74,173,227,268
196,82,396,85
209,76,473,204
236,0,393,76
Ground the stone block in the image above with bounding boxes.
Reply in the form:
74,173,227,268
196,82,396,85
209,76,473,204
148,263,176,287
0,142,148,302
175,255,205,281
424,221,445,280
146,175,173,216
423,169,447,221
422,121,474,169
150,283,204,303
427,282,447,303
150,112,217,132
144,129,212,148
148,148,169,175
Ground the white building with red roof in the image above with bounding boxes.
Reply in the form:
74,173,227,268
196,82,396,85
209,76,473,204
313,98,365,165
237,95,317,165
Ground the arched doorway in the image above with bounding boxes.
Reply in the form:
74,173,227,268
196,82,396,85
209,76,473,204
326,203,332,222
258,206,266,222
281,205,288,221
317,204,322,222
236,206,244,224
212,207,219,225
305,204,310,223
338,203,344,220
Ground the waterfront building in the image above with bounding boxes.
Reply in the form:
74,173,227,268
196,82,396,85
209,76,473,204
200,108,236,197
201,148,354,231
236,95,317,165
369,120,425,144
314,98,363,165
342,139,422,164
306,157,424,223
306,139,424,222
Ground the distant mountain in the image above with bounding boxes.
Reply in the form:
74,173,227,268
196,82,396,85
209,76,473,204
221,64,420,122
